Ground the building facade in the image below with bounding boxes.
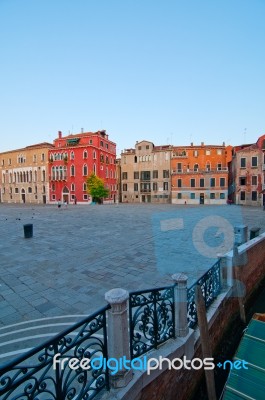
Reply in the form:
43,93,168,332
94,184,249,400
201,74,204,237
48,130,117,204
120,140,172,203
0,142,53,204
230,134,265,206
171,142,232,205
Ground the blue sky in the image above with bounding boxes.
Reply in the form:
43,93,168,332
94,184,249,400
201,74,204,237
0,0,264,155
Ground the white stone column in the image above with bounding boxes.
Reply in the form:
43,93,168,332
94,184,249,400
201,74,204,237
172,273,189,337
105,288,132,388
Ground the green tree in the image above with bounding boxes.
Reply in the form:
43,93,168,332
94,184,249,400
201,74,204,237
86,173,109,204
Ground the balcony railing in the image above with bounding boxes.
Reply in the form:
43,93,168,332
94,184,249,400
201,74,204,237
129,286,175,359
0,305,110,400
172,167,228,174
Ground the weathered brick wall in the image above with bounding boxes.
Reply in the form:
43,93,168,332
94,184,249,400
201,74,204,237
139,239,265,400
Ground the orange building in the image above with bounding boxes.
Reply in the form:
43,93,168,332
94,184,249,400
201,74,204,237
171,142,232,205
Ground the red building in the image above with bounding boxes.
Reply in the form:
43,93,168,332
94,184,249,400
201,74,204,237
48,130,117,204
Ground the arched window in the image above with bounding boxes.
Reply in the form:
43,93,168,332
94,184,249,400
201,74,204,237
71,165,75,176
194,164,199,172
93,164,96,174
70,151,75,160
206,162,211,171
34,171,37,182
83,164,88,176
29,171,32,182
55,166,59,180
71,183,75,191
59,166,63,180
42,170,46,181
83,182,87,191
63,166,67,180
83,150,88,159
52,166,55,180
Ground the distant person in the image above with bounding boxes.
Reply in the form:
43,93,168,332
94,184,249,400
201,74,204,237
58,199,61,208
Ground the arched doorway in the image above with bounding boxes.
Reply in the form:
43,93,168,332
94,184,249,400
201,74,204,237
21,188,26,203
62,186,69,204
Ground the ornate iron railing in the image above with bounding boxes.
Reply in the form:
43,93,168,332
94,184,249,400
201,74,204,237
129,286,175,359
187,259,221,328
0,305,110,400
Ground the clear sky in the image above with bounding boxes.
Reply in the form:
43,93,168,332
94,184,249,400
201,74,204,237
0,0,264,155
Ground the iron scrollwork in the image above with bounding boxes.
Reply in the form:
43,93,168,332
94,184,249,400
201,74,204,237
187,260,221,328
0,305,110,400
129,286,175,359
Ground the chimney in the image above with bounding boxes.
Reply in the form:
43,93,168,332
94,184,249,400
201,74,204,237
201,142,204,146
58,131,62,139
222,142,225,146
191,142,193,146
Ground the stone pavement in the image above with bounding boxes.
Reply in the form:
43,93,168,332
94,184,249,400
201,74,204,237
0,202,265,360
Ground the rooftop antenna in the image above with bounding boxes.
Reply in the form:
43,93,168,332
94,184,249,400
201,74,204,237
243,128,247,143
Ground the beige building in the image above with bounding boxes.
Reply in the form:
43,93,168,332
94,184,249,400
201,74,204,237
120,140,172,203
0,142,54,204
230,134,265,207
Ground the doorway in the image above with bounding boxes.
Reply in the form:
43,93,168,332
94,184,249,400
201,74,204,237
21,189,26,203
200,193,204,204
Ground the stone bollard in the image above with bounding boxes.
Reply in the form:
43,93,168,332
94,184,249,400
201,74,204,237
105,288,132,388
172,273,189,337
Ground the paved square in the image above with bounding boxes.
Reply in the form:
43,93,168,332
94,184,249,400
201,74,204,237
0,203,264,361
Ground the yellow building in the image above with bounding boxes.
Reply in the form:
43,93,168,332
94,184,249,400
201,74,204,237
0,142,54,204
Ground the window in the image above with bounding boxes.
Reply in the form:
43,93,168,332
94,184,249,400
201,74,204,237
240,191,246,201
28,187,32,193
138,146,142,150
153,182,158,191
93,151,96,159
194,164,199,172
206,163,211,171
100,140,104,147
252,157,258,167
193,150,199,157
15,188,19,194
134,171,139,179
140,171,150,180
122,184,127,191
71,165,75,176
220,193,225,199
71,183,75,191
163,182,169,191
239,177,246,185
163,170,169,178
122,172,128,180
206,150,211,155
220,178,225,187
252,191,257,201
200,178,204,188
252,176,257,185
70,151,74,160
177,179,182,188
177,163,182,172
83,182,87,191
190,193,195,199
153,170,158,179
41,153,45,161
177,193,182,199
217,163,222,171
146,145,149,149
210,178,215,187
89,139,93,144
83,164,88,176
100,154,104,163
190,178,195,187
240,158,246,168
83,150,88,159
210,193,215,199
134,156,137,163
83,194,88,200
134,183,138,191
217,149,222,155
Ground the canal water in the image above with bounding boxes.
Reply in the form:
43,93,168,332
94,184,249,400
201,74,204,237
192,278,265,400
